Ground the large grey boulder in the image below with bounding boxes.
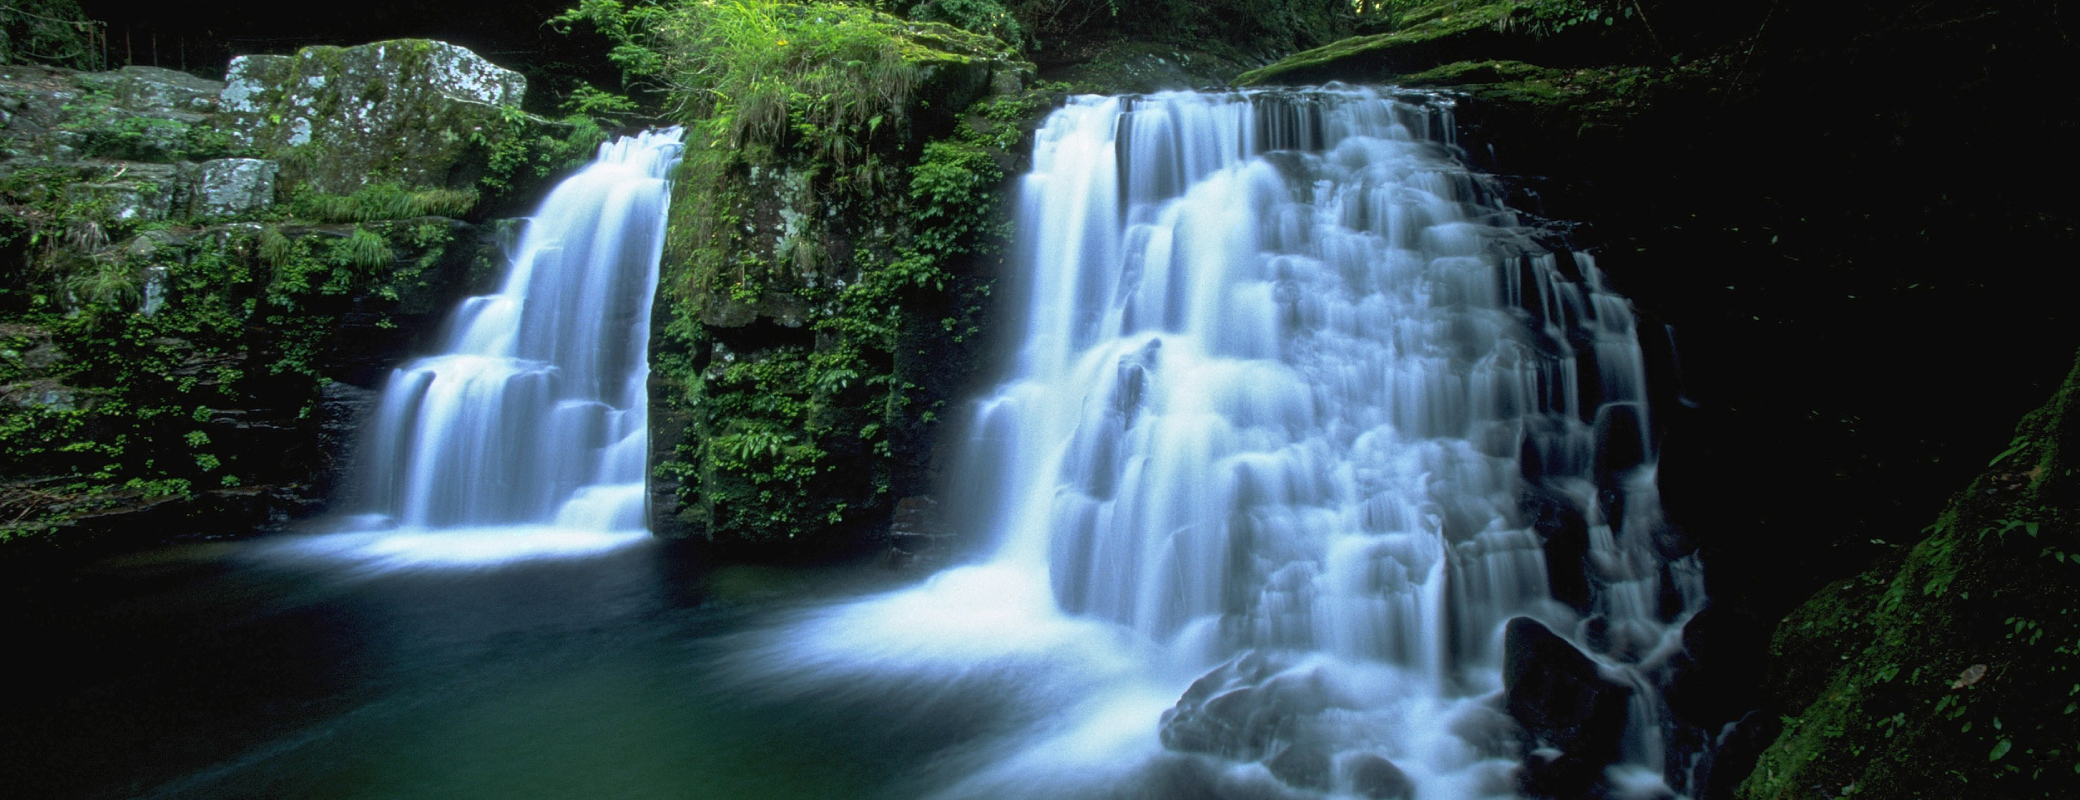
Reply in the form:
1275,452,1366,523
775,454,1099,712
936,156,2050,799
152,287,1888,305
217,39,527,194
194,158,279,217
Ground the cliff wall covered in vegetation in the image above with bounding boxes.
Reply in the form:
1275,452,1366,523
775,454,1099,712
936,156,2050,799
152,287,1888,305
549,1,1038,554
0,39,600,555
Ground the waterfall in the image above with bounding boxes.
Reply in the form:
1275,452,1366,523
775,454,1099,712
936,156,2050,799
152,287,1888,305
779,88,1705,800
335,128,684,555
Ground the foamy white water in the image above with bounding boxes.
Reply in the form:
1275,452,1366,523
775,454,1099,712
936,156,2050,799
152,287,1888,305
773,89,1705,799
296,128,684,568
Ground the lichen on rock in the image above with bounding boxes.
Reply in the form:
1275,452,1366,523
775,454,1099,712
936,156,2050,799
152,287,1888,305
194,157,279,218
218,39,530,195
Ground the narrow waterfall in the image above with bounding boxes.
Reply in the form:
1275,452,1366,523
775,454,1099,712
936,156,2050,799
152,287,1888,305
781,89,1706,800
344,129,684,542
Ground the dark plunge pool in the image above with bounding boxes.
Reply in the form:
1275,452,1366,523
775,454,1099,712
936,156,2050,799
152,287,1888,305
0,534,973,800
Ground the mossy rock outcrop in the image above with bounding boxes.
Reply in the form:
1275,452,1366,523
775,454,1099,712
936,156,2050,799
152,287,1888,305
218,39,531,196
1236,0,1525,86
1738,351,2080,798
629,3,1043,549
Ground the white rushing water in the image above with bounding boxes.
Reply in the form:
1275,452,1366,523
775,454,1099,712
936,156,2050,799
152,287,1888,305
316,128,684,566
775,89,1705,799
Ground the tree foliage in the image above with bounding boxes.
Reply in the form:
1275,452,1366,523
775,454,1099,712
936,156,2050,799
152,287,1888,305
0,0,101,70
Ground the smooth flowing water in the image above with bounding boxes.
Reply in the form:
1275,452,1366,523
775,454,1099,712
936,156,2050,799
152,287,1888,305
765,88,1706,799
333,128,684,563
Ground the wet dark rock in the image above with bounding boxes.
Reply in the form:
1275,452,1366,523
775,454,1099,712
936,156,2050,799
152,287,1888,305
1345,753,1415,800
1661,604,1767,729
886,495,956,570
1502,616,1632,797
1591,402,1648,488
1521,484,1591,611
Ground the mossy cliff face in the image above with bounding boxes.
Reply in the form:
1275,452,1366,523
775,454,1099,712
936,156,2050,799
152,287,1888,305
0,41,591,555
566,1,1041,550
1739,353,2080,798
1236,0,1526,86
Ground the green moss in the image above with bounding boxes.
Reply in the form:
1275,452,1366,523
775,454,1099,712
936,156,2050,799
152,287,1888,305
62,105,248,163
660,97,1022,545
557,1,1021,159
1742,353,2080,799
1236,0,1518,86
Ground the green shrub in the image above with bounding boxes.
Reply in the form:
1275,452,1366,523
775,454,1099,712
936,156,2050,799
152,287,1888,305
474,108,610,196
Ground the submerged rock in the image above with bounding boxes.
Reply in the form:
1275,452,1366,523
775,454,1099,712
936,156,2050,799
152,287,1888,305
1263,739,1333,791
1160,652,1346,762
1344,753,1416,800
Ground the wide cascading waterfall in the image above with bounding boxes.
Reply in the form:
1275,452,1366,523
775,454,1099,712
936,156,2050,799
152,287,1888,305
837,88,1708,800
342,129,684,547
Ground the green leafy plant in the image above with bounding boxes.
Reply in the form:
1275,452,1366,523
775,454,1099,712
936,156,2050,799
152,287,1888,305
332,227,395,270
473,108,610,196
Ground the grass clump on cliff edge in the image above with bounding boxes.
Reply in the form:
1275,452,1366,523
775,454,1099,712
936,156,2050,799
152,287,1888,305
292,184,480,224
